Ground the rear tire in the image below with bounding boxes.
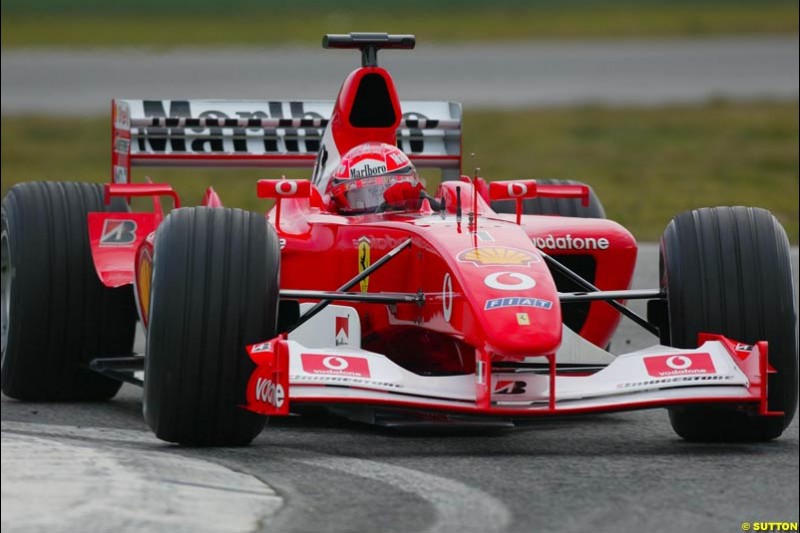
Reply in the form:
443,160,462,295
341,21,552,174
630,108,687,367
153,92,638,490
144,207,280,446
1,182,137,401
660,207,798,441
491,178,605,218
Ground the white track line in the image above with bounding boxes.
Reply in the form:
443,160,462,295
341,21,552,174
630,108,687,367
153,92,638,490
280,451,513,533
3,421,513,533
1,422,281,533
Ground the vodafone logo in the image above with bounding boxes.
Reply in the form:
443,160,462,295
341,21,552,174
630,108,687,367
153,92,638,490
644,353,716,377
442,273,453,322
255,377,285,409
507,182,528,198
275,180,298,196
301,354,371,378
322,356,349,370
484,272,536,291
532,234,610,251
665,355,692,370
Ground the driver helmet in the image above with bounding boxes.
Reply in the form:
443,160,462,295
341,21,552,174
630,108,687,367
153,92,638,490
329,142,423,214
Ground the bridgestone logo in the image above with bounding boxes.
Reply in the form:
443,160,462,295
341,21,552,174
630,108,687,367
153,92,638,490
532,234,610,251
100,219,138,247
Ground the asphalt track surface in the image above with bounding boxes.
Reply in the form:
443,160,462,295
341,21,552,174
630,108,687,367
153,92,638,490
2,36,798,114
2,244,798,533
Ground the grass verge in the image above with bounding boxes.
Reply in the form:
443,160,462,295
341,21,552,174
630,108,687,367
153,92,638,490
2,101,797,242
2,2,798,49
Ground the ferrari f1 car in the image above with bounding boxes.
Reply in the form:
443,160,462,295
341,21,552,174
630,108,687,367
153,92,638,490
2,33,797,445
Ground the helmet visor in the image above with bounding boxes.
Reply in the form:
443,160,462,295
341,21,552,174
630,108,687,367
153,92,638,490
333,173,421,214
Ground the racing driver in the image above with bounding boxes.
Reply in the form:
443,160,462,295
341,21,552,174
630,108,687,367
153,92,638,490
328,142,424,214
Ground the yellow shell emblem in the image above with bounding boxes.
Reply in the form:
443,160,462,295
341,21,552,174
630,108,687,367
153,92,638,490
457,246,537,267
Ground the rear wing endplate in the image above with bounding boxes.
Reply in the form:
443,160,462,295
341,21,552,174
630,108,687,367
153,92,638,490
111,99,462,183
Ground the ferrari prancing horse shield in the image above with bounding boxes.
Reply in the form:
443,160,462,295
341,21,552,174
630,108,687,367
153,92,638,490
358,237,370,292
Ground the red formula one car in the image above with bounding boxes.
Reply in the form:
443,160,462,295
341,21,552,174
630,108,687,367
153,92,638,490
2,33,797,445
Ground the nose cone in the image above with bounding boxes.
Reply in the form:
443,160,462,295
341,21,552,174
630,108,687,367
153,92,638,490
476,270,563,360
453,247,563,360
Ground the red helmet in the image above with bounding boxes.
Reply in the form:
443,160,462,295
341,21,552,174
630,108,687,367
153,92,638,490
329,143,423,214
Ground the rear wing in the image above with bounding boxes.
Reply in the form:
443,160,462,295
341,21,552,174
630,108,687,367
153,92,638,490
111,99,462,183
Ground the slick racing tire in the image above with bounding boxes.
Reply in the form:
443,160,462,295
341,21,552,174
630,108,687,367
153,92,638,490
659,207,798,442
491,179,605,219
144,207,280,446
1,182,137,401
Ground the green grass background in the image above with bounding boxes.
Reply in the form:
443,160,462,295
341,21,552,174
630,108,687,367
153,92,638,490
2,101,796,242
2,0,798,48
2,1,797,241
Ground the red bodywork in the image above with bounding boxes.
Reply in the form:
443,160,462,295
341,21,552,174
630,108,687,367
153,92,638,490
88,47,776,424
270,182,635,364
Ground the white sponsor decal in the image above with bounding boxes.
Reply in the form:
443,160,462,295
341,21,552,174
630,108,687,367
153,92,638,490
113,165,129,184
476,231,494,242
255,377,285,409
506,182,529,198
301,354,371,377
532,234,610,251
323,356,349,371
666,355,692,370
494,380,527,394
335,316,349,346
126,100,457,164
115,101,131,129
100,219,138,247
643,352,715,377
251,342,272,353
484,297,553,310
114,138,130,154
275,180,298,196
351,236,406,250
350,159,387,178
442,273,453,322
484,272,536,291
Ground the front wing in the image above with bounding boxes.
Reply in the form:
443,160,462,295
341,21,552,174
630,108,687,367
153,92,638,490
243,334,779,420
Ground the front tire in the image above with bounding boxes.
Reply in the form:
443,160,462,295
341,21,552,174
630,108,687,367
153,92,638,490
144,207,280,446
660,206,798,441
1,182,137,401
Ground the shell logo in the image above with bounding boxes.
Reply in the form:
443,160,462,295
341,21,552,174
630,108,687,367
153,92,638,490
457,246,538,267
